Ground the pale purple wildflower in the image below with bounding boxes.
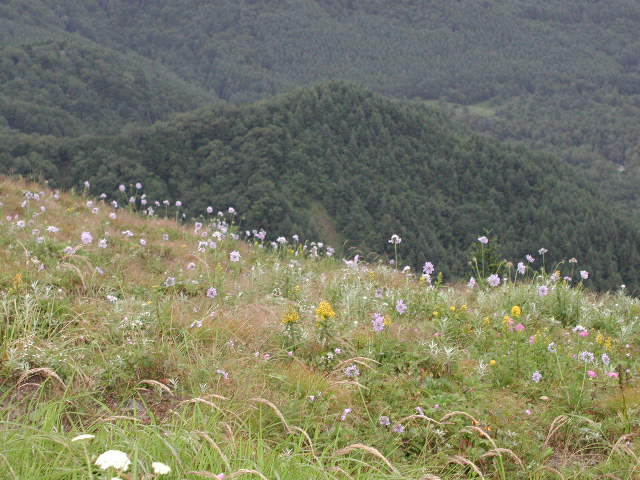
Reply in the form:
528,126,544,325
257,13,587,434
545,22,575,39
517,262,526,275
165,277,176,287
344,365,360,378
81,231,93,244
601,353,610,366
423,262,435,275
468,276,476,288
340,408,352,421
230,250,241,262
487,274,500,287
526,254,535,263
207,287,218,299
396,299,407,314
579,351,595,363
532,371,543,383
379,416,391,426
580,270,589,280
372,313,385,332
478,236,488,244
548,342,557,353
392,424,405,433
538,285,549,297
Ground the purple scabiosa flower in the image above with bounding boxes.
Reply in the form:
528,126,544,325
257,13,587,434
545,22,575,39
548,342,557,353
46,225,59,233
206,206,214,214
372,313,385,332
175,201,182,207
164,277,176,287
379,416,391,427
228,207,236,214
579,351,595,363
477,236,488,244
487,274,500,287
119,184,126,192
81,231,93,245
601,353,610,366
416,406,425,416
532,371,543,383
276,236,287,245
230,250,241,262
344,364,360,378
207,287,218,299
340,408,352,421
140,238,146,246
526,254,535,263
135,182,142,190
187,262,196,270
216,369,229,380
423,261,435,275
392,424,405,433
517,262,526,275
468,276,476,288
580,270,589,280
395,299,407,314
538,285,549,297
84,180,90,189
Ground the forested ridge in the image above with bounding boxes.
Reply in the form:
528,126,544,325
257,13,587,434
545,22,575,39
1,0,640,203
3,83,640,291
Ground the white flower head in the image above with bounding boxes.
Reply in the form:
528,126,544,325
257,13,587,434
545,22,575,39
71,433,95,442
152,462,171,475
95,450,130,471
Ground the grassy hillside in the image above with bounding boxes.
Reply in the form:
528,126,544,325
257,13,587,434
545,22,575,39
2,83,639,291
2,0,640,202
0,40,215,137
1,177,639,479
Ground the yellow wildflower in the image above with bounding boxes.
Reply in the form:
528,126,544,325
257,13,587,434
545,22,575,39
511,305,521,318
489,360,496,366
282,309,301,325
605,337,614,351
596,333,605,344
432,311,440,317
461,304,468,311
450,305,456,312
483,317,491,326
316,301,336,320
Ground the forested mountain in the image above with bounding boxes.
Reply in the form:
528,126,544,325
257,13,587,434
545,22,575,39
3,83,639,290
2,0,640,203
0,40,215,136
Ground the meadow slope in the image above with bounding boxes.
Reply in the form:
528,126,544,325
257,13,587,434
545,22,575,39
0,177,639,479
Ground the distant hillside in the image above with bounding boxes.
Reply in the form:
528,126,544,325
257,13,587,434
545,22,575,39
0,40,215,136
3,83,639,290
2,0,640,204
